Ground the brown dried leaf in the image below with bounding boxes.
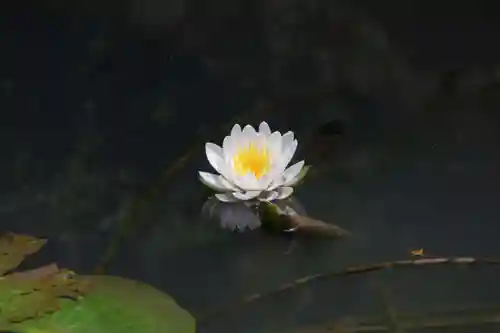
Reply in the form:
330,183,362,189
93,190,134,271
0,234,89,325
0,266,89,324
2,289,60,323
7,263,59,281
37,268,91,299
0,233,47,276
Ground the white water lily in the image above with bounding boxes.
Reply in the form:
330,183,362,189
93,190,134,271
199,122,306,203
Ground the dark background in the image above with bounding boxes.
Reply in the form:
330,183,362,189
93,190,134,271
1,1,500,332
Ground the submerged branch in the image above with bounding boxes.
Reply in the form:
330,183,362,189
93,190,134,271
258,202,351,238
282,211,352,238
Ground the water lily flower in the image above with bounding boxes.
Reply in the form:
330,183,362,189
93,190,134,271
199,122,306,203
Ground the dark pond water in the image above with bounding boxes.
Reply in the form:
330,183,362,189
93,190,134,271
2,3,500,333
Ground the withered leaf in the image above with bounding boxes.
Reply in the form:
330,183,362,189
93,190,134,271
0,234,194,333
0,234,89,327
0,233,47,276
0,267,89,324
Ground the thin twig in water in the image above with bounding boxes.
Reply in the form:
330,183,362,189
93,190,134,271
200,255,500,323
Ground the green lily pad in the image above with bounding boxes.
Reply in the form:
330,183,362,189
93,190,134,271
8,275,196,333
0,233,196,333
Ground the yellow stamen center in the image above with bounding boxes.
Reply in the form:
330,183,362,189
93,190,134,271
232,142,271,179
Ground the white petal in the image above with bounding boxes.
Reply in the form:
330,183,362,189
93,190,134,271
242,124,258,146
198,171,238,191
275,186,294,200
205,143,225,174
221,135,242,184
284,164,309,187
233,190,261,201
242,124,257,135
215,193,239,203
258,190,279,202
264,139,297,190
222,135,235,160
265,179,282,191
228,125,252,162
259,121,272,137
281,131,295,152
267,131,283,161
255,131,267,149
248,171,274,191
282,160,305,186
236,169,271,192
230,124,242,136
279,139,298,169
262,171,284,191
227,127,244,161
232,172,260,191
254,176,273,191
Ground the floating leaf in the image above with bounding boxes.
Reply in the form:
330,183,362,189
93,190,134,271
0,267,86,324
0,233,88,329
0,234,196,333
0,233,47,276
8,275,196,333
0,270,88,328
